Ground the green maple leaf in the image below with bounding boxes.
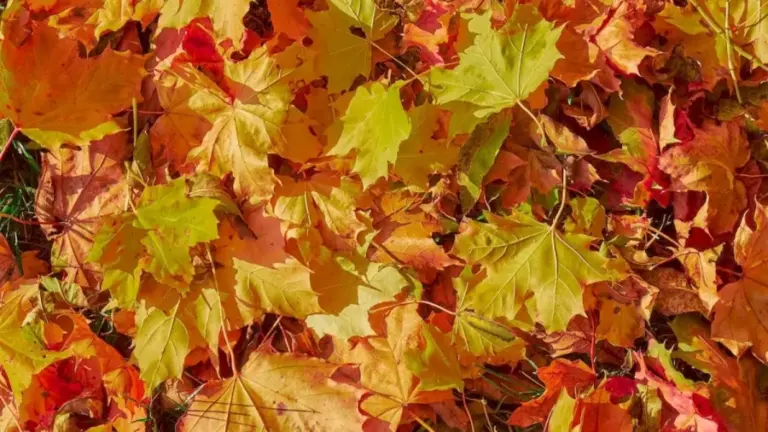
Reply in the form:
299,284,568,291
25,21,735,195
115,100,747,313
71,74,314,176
453,312,525,359
133,178,220,285
134,179,220,245
89,177,221,294
88,213,145,306
452,212,614,332
307,0,398,93
195,288,224,363
429,6,563,114
329,83,411,188
133,305,190,395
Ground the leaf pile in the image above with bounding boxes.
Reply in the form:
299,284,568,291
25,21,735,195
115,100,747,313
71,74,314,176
2,0,768,430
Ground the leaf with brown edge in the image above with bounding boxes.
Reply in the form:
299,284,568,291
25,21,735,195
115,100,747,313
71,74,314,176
712,203,768,362
180,353,365,431
0,22,146,149
35,131,130,289
661,121,750,235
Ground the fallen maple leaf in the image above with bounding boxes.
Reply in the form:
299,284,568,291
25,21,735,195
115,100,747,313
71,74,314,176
0,0,767,430
35,132,130,288
453,211,618,332
0,23,145,149
180,353,365,431
712,203,768,362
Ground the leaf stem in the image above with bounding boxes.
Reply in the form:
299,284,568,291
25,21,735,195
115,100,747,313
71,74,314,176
205,244,238,375
0,127,21,166
717,266,743,277
412,416,436,432
516,100,547,146
132,97,138,146
552,171,569,227
370,41,425,85
724,0,743,103
0,213,62,227
369,299,456,316
461,391,476,432
638,223,681,248
418,299,457,315
589,311,597,374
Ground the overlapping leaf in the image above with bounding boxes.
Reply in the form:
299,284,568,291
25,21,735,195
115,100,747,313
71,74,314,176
2,0,768,431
